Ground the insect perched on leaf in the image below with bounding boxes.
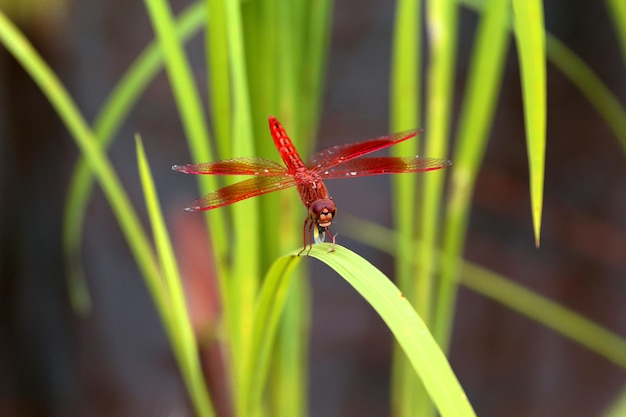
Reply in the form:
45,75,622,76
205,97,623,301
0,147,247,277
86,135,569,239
173,116,451,254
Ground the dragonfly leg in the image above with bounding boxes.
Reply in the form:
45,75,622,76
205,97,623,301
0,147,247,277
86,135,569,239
327,229,337,253
299,220,335,255
306,219,316,255
298,217,314,256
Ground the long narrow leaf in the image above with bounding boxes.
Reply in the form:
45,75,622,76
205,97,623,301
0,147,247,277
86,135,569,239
300,0,332,141
604,388,626,417
390,0,421,289
511,0,547,247
308,245,476,417
271,4,310,417
545,34,626,153
0,9,166,320
63,2,207,312
143,0,212,162
460,262,626,369
242,243,477,417
435,0,509,350
389,0,423,415
142,0,231,278
460,0,626,154
341,215,626,369
418,0,457,328
222,2,260,413
605,0,626,66
244,254,301,415
411,1,459,415
136,136,216,417
206,0,232,157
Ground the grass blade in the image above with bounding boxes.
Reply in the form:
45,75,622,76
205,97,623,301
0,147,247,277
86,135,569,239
143,0,212,162
222,2,260,414
460,0,626,154
0,8,163,316
604,388,626,417
308,245,476,417
511,0,547,247
341,215,626,369
142,0,230,275
605,0,626,65
420,0,458,321
206,0,231,157
0,10,216,416
63,2,206,313
390,0,421,287
404,1,458,414
136,136,216,417
244,254,301,415
244,244,477,417
389,0,423,415
300,0,332,140
545,34,626,153
435,0,510,350
460,262,626,369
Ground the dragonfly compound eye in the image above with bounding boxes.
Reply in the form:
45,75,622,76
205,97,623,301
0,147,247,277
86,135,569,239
310,198,337,227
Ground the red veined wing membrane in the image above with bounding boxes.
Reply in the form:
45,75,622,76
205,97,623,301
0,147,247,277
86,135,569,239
308,129,423,171
315,156,451,179
184,176,297,211
172,157,287,176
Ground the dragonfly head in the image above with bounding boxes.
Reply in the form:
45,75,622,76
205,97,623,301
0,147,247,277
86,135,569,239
309,198,336,228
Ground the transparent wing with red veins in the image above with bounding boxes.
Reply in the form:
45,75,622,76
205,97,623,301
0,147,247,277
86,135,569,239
317,156,451,179
172,157,287,176
308,129,423,172
183,176,298,211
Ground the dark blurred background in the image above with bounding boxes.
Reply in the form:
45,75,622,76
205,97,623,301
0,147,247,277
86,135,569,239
1,0,625,416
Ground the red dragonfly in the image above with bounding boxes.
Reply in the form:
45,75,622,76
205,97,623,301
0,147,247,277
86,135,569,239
173,116,451,254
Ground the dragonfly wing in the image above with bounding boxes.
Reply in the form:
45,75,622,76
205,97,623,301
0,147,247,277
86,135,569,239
318,156,451,179
184,176,297,211
308,129,423,171
173,157,287,176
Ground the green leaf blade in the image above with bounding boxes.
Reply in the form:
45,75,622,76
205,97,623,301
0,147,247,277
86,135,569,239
135,135,216,417
62,2,207,313
511,0,547,247
308,245,476,417
436,0,510,350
